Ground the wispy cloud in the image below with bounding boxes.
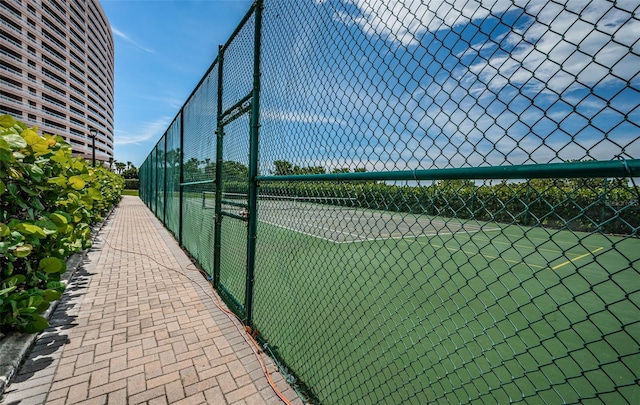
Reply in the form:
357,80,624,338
330,0,519,47
464,2,638,94
115,117,173,145
332,1,637,93
305,0,638,168
111,26,155,53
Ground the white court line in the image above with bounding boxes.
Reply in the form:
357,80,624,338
259,214,503,244
265,217,364,238
259,219,356,243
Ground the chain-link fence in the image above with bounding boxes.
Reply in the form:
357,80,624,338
139,1,640,403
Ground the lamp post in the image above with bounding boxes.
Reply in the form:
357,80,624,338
89,127,97,167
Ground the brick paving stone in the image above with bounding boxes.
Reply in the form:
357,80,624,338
89,367,110,389
76,360,110,376
237,373,257,387
108,364,145,384
127,372,147,395
246,392,270,405
88,379,127,399
127,385,166,405
166,378,186,403
44,399,67,405
172,392,206,405
148,396,170,405
180,365,199,387
14,394,49,405
218,372,239,394
198,363,229,381
176,347,206,363
146,371,180,390
160,357,193,374
227,383,259,403
44,387,68,402
228,359,249,379
75,395,107,405
0,197,302,405
67,380,90,404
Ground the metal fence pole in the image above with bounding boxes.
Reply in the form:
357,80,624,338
178,112,184,246
214,44,225,289
154,147,158,215
244,0,263,328
163,133,168,226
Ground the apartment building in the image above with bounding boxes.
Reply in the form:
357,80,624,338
0,0,114,163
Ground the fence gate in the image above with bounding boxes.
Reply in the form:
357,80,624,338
213,3,261,323
214,107,252,317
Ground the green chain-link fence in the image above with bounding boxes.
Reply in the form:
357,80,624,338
139,1,640,403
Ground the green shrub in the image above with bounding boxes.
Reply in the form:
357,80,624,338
0,115,123,333
259,176,638,235
125,178,139,190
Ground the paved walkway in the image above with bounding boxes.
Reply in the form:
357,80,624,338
1,196,301,405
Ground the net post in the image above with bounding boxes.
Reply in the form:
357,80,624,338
600,177,608,229
524,180,531,227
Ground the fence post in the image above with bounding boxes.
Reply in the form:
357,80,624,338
178,112,184,246
154,147,158,215
244,0,263,328
163,134,168,226
213,45,225,289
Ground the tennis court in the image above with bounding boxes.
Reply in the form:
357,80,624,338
141,2,640,400
207,192,501,243
251,210,638,403
187,191,640,402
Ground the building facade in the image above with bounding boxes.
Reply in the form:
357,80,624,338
0,0,114,163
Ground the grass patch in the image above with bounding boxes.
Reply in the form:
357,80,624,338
122,189,139,196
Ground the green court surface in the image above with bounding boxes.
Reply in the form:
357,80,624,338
182,193,639,403
251,214,639,404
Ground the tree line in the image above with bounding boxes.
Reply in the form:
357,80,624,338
146,156,639,235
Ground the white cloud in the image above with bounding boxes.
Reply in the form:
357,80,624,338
263,1,638,170
464,2,639,94
332,0,521,47
332,1,638,93
111,26,155,54
115,117,173,145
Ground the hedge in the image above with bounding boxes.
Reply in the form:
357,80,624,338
0,115,124,333
125,178,139,190
259,177,639,235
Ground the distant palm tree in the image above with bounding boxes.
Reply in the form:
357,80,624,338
126,161,132,170
115,162,126,174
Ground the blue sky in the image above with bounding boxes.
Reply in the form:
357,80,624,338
105,0,639,173
255,0,639,175
101,0,253,167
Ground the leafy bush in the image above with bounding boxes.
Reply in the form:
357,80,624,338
0,115,123,333
260,177,638,235
125,178,139,190
122,167,138,179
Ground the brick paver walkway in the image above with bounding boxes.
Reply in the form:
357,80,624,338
1,196,300,405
